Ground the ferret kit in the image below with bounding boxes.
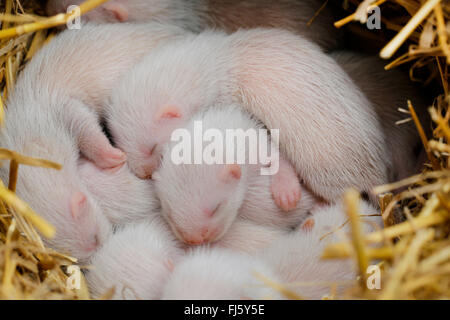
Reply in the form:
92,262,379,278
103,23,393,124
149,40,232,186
0,0,449,300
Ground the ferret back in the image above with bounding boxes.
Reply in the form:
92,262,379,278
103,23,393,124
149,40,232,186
162,248,282,299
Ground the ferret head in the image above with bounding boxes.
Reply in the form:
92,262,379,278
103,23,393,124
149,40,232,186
153,161,247,245
9,163,112,262
162,248,283,300
65,189,112,262
106,34,223,179
106,94,188,179
0,123,112,262
152,106,261,245
78,158,160,226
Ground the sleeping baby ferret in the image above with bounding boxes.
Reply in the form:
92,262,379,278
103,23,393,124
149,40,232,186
86,218,183,300
46,0,341,50
0,105,112,262
106,28,389,204
0,23,186,257
152,106,322,245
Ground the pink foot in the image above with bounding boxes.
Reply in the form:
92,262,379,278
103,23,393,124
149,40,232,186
70,103,127,169
91,145,127,169
271,176,301,212
271,157,301,212
102,160,125,173
80,132,127,169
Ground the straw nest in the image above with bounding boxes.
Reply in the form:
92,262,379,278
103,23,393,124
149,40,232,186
0,0,449,300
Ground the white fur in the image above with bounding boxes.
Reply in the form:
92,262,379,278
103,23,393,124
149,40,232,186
7,23,186,169
259,200,382,299
78,159,160,226
0,23,185,258
152,106,252,244
153,106,320,244
213,219,287,254
46,0,341,50
18,22,186,113
331,51,427,182
162,247,283,300
86,218,183,300
107,28,391,204
106,30,231,178
0,96,112,262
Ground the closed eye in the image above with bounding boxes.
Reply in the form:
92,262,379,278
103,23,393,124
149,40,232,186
212,203,221,215
204,203,221,218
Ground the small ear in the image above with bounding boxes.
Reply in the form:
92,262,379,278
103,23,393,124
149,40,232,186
219,164,242,182
70,192,87,220
156,105,182,121
104,2,129,22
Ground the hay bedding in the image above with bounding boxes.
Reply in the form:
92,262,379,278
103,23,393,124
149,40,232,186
0,0,448,300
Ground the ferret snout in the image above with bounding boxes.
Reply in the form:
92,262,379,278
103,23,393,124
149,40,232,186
183,226,222,245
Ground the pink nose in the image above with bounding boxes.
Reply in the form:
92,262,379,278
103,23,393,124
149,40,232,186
184,235,204,245
199,226,208,236
183,227,221,245
135,164,155,179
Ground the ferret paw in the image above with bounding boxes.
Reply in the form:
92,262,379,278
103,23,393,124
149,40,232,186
92,146,127,169
271,175,301,212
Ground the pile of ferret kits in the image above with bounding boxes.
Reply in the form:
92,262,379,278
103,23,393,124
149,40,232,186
0,0,429,299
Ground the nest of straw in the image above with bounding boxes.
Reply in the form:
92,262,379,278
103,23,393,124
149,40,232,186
0,0,449,300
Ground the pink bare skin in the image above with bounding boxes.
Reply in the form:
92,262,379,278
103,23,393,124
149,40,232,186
299,217,315,232
46,0,341,51
271,157,302,211
0,97,112,262
63,99,126,169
